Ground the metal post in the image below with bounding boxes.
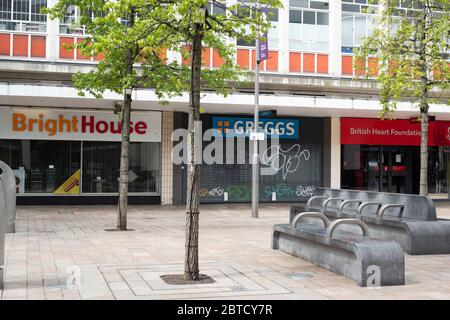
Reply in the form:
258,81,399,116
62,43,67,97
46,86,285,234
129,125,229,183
251,1,261,219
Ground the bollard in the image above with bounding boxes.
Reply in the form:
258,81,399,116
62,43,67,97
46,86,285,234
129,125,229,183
0,161,16,233
0,179,6,289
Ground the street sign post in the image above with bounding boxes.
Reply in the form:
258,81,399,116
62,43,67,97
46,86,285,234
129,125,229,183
252,2,269,219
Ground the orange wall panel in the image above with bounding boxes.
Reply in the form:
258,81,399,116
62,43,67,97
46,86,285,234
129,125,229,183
202,47,211,66
251,50,256,69
0,33,10,55
182,46,191,66
368,57,379,77
303,53,315,73
76,38,90,60
212,49,225,68
354,58,365,76
13,34,28,57
237,49,250,68
317,54,328,74
342,56,353,75
94,52,105,61
266,51,278,71
60,37,75,59
289,52,301,72
31,36,46,57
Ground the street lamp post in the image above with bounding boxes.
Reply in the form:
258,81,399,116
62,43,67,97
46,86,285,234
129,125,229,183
252,1,262,219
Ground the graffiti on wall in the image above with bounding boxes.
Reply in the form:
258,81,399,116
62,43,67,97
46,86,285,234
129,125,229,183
261,144,311,180
200,184,316,201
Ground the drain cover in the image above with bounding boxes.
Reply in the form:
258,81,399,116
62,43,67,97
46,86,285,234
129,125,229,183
58,210,74,215
286,272,314,280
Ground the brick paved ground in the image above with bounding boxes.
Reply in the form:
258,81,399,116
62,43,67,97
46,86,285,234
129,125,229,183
1,202,450,300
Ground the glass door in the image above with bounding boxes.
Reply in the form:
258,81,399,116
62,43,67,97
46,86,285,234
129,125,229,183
381,147,410,193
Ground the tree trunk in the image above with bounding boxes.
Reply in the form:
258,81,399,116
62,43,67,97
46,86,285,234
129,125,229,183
418,1,432,196
184,21,203,281
419,110,428,196
117,11,135,230
117,91,132,230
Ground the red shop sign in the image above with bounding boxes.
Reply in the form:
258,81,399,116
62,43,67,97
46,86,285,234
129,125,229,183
341,118,450,146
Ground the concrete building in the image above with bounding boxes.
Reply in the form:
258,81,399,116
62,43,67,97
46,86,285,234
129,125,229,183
0,0,449,205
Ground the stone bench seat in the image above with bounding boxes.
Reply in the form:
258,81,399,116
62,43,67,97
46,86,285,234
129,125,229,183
288,188,450,255
272,213,405,287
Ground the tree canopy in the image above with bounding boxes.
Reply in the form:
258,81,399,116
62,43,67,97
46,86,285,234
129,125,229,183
355,0,449,117
46,0,282,100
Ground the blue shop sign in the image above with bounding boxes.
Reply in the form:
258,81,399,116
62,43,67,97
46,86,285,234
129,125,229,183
212,117,299,139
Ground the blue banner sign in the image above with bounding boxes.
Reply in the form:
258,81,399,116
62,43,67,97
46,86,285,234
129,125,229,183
212,117,299,139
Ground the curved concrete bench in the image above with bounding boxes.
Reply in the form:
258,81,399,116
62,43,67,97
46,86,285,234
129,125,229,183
272,214,405,287
0,178,5,289
289,188,450,255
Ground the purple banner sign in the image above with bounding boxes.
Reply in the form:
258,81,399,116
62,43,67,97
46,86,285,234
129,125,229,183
258,7,269,61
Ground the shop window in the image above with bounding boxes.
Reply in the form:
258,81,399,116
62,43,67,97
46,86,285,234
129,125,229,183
0,140,81,194
0,139,160,195
428,147,449,197
82,141,160,194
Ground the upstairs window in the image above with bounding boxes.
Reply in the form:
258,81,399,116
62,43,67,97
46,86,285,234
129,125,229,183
289,0,329,52
236,1,279,50
341,0,378,53
0,0,47,32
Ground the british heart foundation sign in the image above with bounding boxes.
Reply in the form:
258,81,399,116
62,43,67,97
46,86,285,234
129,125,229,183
341,118,450,147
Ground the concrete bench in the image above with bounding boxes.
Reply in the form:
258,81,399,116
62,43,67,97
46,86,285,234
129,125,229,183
289,188,450,255
272,212,405,287
0,171,5,289
0,161,16,233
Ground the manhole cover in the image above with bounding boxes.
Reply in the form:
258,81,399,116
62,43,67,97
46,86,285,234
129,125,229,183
58,210,74,214
286,272,314,280
46,280,68,289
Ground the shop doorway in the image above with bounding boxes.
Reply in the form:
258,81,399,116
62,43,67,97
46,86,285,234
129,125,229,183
380,146,412,194
342,145,415,194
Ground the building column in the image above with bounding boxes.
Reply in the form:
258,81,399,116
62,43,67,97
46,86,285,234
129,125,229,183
330,117,341,188
46,0,59,62
329,0,342,77
278,0,289,73
161,111,174,205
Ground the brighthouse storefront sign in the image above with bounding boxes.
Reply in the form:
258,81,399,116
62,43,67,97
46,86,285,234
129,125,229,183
212,116,299,139
0,108,161,142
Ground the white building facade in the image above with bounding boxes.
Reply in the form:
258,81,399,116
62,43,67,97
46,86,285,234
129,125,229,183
0,0,449,205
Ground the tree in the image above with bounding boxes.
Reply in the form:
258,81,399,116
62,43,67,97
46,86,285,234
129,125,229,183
151,0,281,280
46,0,186,230
47,0,281,280
355,0,449,195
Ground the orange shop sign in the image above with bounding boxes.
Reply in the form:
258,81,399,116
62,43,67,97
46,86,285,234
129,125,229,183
0,108,161,142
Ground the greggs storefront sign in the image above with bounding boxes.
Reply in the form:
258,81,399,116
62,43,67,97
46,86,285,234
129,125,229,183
0,108,161,142
341,118,450,146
